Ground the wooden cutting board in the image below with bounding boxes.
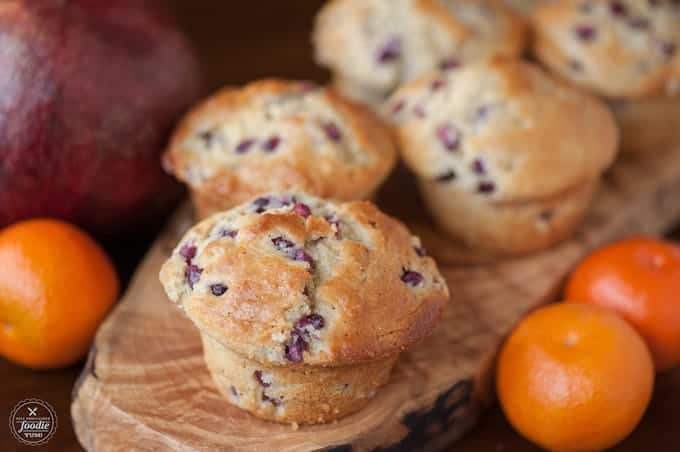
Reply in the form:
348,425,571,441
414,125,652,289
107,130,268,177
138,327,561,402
71,149,680,452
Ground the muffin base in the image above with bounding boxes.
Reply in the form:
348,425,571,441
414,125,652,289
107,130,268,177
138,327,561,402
611,97,680,154
191,190,240,221
419,179,598,255
201,333,399,425
333,76,387,110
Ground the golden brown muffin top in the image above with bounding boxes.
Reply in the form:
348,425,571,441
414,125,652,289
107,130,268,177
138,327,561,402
163,79,397,204
533,0,680,99
159,192,449,366
386,58,619,201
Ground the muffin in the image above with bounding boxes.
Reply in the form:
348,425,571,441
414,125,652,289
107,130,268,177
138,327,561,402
163,79,397,219
313,0,527,107
386,58,619,255
159,192,449,424
533,0,680,152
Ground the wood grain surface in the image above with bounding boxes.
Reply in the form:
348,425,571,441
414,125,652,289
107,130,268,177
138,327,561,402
70,146,680,451
3,2,680,451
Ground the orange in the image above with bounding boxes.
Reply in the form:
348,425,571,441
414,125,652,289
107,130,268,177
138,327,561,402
566,236,680,371
0,219,119,369
497,303,654,452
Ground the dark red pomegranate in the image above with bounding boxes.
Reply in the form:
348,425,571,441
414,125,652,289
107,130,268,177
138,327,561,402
0,0,203,235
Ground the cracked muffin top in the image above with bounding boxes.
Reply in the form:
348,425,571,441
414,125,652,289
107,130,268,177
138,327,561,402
159,192,449,366
162,79,397,205
386,58,619,201
313,0,527,102
533,0,680,99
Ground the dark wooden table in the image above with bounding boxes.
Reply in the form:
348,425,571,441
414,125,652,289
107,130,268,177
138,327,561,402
2,2,679,450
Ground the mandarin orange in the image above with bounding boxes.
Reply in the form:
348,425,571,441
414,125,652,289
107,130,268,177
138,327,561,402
0,219,119,369
566,237,680,371
497,303,654,452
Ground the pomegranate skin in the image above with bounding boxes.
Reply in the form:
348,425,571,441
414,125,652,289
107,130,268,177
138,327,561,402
0,0,203,235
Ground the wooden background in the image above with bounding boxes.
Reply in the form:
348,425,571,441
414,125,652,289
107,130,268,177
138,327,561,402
2,1,680,451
